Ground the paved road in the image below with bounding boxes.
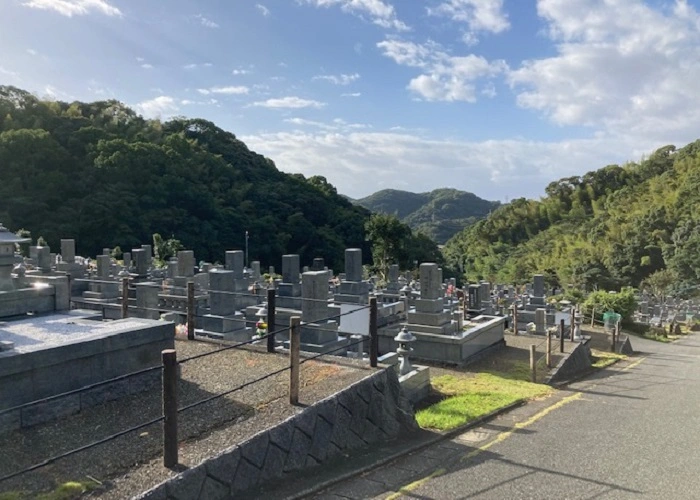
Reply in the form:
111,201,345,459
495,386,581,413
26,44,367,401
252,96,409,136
314,334,700,499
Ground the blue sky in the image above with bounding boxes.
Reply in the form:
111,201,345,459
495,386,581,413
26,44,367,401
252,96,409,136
2,0,700,202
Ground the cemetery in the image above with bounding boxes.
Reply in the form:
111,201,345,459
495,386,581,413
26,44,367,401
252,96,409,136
3,219,697,498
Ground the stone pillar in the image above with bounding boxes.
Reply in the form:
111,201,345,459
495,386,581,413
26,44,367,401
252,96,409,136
176,250,195,278
225,251,245,279
132,249,148,276
282,254,300,284
96,255,111,279
250,261,261,280
345,248,362,283
36,246,51,273
311,257,325,271
420,263,442,300
135,283,160,320
535,308,546,335
302,271,330,324
60,239,76,264
122,252,131,271
209,270,236,316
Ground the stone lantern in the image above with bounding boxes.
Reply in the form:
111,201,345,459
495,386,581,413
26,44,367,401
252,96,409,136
394,326,416,376
0,223,30,291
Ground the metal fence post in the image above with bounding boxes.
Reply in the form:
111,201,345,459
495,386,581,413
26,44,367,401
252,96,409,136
187,281,195,340
560,318,565,353
162,349,178,468
530,344,537,383
121,277,129,319
267,287,276,353
546,329,552,368
289,316,301,405
370,297,378,367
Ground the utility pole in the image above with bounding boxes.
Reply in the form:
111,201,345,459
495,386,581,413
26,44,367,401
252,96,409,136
245,230,249,269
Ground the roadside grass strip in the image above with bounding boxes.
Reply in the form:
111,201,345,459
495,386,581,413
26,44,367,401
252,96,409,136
590,349,627,369
416,373,553,431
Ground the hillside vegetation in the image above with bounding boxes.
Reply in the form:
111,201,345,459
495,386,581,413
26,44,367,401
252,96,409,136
443,141,700,295
0,86,373,269
355,188,499,243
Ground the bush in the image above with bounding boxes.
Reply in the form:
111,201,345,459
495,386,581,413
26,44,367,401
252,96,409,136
583,288,637,322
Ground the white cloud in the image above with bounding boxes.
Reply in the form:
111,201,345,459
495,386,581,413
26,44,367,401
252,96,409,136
0,66,20,80
427,0,509,45
509,0,700,141
210,86,249,95
251,96,326,109
378,39,507,101
341,92,362,97
299,0,409,31
197,86,249,95
23,0,122,17
135,96,179,119
232,68,251,75
183,63,213,70
26,48,38,56
141,63,153,69
195,13,219,28
313,73,360,85
256,3,270,16
241,130,637,200
284,117,369,131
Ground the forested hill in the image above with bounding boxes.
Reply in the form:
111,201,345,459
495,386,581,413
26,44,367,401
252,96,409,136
0,86,371,269
355,188,499,243
443,141,700,294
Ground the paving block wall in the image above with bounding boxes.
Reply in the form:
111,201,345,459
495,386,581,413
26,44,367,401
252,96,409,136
135,367,418,500
548,340,592,384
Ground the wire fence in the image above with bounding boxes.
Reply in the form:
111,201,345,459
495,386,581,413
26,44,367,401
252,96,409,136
0,283,378,485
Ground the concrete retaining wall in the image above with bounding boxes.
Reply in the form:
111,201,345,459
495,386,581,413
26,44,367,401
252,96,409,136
135,367,418,500
548,340,592,384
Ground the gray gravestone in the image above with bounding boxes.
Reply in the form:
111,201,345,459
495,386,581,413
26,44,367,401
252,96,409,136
177,250,195,278
345,248,362,283
225,251,245,280
60,239,75,264
282,254,300,284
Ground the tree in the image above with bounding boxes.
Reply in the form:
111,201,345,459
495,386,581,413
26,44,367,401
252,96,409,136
365,213,411,280
641,269,676,301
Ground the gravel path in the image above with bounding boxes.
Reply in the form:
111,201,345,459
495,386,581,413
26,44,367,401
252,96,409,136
0,339,372,499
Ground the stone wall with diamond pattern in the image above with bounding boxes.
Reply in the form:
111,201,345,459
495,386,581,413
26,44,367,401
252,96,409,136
135,367,417,500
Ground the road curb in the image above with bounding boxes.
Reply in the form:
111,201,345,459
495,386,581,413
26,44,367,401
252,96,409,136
288,399,526,499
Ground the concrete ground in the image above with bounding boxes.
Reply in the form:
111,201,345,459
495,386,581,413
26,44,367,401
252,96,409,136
285,333,700,499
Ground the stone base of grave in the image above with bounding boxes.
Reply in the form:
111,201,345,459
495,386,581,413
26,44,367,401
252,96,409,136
379,315,506,365
199,313,248,341
276,296,302,310
200,327,253,342
407,310,453,327
284,335,350,354
0,313,173,434
334,293,368,305
399,365,431,405
277,283,301,298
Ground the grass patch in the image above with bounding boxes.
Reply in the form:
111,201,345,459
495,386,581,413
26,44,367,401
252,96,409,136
590,349,627,369
1,481,97,500
415,373,553,431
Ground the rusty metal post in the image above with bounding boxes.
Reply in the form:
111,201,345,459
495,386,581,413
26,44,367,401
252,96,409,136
121,277,129,319
162,349,178,468
266,286,276,353
560,318,565,353
370,297,378,367
187,281,195,340
289,316,301,405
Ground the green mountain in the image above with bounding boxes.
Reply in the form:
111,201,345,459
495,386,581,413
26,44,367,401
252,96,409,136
355,188,499,243
443,141,700,295
0,86,372,270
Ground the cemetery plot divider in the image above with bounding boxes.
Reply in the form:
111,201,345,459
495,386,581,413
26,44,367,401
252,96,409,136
0,304,377,486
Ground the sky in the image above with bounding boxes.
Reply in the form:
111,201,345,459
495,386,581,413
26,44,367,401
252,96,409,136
2,0,700,202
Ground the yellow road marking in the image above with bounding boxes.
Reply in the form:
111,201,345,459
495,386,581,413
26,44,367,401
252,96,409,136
387,392,582,499
622,357,646,371
387,357,646,499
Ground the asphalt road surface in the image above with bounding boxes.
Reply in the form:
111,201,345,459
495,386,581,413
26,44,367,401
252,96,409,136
315,334,700,499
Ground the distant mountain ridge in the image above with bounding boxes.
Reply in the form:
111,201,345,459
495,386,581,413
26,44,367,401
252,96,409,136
354,188,499,243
